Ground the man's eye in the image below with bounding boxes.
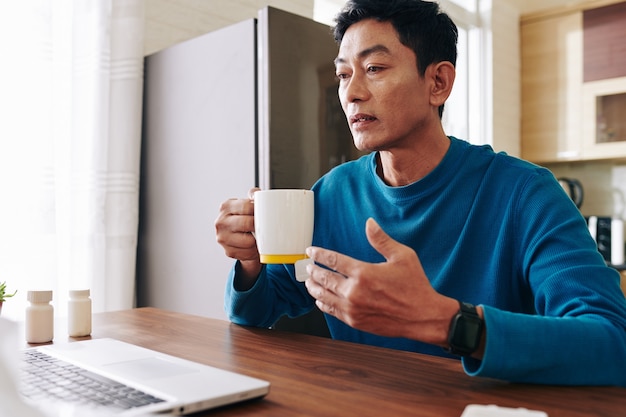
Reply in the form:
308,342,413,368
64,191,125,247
336,73,349,80
367,66,381,73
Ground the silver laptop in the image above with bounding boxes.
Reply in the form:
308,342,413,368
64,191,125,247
20,338,270,416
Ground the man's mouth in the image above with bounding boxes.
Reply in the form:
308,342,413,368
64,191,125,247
350,114,376,124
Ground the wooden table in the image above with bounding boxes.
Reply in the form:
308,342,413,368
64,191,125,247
82,307,625,417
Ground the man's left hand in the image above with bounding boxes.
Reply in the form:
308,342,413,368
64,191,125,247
304,218,459,347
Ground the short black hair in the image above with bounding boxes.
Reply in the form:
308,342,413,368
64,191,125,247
333,0,458,118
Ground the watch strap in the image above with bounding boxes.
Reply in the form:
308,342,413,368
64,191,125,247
445,300,484,357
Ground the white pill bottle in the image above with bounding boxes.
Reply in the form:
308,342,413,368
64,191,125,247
25,290,54,344
68,289,92,337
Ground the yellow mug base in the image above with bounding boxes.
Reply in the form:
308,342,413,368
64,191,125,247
260,254,308,264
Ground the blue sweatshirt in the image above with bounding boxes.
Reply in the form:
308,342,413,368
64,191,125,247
225,137,626,386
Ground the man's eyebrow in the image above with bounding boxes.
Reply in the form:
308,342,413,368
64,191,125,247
334,44,391,66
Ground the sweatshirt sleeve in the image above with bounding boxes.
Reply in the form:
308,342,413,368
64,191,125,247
224,261,316,328
463,169,626,386
463,304,626,385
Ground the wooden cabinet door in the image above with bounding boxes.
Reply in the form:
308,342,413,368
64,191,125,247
521,12,583,163
582,76,626,159
581,3,626,159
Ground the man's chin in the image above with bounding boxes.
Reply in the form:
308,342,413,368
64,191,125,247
352,138,377,153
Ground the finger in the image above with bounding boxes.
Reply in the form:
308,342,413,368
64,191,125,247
305,246,356,277
304,271,344,319
306,270,355,328
216,202,255,232
305,262,344,296
364,217,406,262
215,213,259,261
315,299,340,319
218,197,255,217
248,187,261,200
222,224,257,248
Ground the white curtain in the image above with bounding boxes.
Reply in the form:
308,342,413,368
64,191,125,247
0,0,145,321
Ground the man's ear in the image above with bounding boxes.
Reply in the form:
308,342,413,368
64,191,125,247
428,61,455,109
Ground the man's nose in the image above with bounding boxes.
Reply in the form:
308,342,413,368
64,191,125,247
342,73,369,103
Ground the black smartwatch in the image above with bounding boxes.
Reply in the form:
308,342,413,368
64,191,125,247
446,301,484,357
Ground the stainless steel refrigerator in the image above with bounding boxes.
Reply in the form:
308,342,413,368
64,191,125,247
136,7,360,335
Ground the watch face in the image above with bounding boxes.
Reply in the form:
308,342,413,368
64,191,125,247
453,315,483,348
448,311,483,356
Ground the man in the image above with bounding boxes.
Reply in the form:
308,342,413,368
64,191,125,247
215,0,626,386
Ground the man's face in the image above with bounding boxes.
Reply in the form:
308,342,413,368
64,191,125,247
335,19,435,152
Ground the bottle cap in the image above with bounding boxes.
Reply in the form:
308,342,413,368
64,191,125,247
27,290,53,303
69,289,90,298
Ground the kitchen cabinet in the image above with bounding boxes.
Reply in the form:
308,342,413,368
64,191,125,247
582,77,626,159
521,11,583,163
581,2,626,159
521,1,626,163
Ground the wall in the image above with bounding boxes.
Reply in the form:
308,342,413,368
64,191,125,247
144,0,341,55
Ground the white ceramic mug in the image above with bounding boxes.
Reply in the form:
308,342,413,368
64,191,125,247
254,189,314,264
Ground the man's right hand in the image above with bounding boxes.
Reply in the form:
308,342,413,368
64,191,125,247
215,188,263,288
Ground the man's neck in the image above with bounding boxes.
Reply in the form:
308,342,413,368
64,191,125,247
376,135,451,187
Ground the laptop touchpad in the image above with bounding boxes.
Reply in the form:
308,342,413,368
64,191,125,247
104,357,198,380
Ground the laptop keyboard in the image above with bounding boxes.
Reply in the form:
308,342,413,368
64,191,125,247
20,349,166,412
